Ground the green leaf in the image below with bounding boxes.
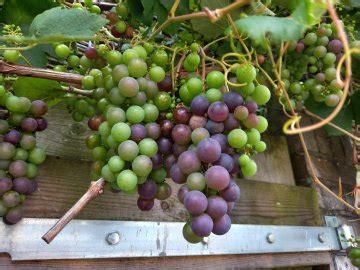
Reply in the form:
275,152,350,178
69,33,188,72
0,0,58,29
29,7,107,42
305,96,353,136
291,0,326,26
18,44,54,68
13,77,62,102
235,16,305,45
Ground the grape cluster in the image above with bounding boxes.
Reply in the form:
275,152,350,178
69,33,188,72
349,247,360,268
0,78,48,224
279,22,345,108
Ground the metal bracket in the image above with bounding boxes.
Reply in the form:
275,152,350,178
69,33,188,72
0,218,342,261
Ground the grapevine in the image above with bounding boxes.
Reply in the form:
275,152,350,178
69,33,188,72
0,0,359,259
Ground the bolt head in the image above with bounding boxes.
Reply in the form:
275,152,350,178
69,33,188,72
266,233,275,243
318,233,327,243
106,231,120,245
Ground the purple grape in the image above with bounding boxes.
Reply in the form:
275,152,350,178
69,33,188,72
172,143,187,157
207,102,229,122
205,120,224,135
131,124,147,142
171,124,191,146
227,201,235,213
170,163,187,184
206,195,228,219
9,160,27,178
225,147,235,156
31,100,48,117
173,106,191,124
178,184,190,203
4,206,23,224
2,191,20,208
36,117,48,131
196,138,221,163
212,213,231,235
137,197,154,211
234,105,249,121
26,180,37,195
178,150,201,174
138,180,157,199
230,154,240,175
205,165,230,191
0,107,9,120
21,118,38,132
146,123,161,140
190,95,210,116
160,120,174,137
243,113,259,128
295,42,305,53
0,177,12,194
189,115,207,130
164,154,176,171
211,134,227,152
245,101,258,113
151,153,163,169
191,213,213,237
222,92,243,112
328,39,342,54
4,130,21,145
13,177,31,194
214,153,234,172
219,180,240,202
315,73,326,83
184,190,208,215
224,113,240,131
157,137,172,155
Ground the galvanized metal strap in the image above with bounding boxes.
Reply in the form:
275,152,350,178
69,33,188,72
0,218,342,261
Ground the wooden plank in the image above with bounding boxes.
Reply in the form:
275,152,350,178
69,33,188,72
24,156,321,226
37,105,295,185
0,252,331,269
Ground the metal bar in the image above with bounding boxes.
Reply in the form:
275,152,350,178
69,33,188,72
0,218,341,261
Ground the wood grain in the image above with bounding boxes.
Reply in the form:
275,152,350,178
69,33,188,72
0,252,331,269
23,156,321,226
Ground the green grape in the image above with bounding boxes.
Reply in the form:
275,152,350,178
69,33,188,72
317,36,329,46
0,85,5,97
80,55,92,69
112,64,129,83
246,128,261,145
323,52,336,66
26,163,37,179
151,50,168,67
182,222,203,244
133,45,147,59
13,148,28,161
251,85,271,105
304,32,317,46
205,88,222,103
228,129,247,149
3,50,20,62
108,156,125,173
128,58,148,78
115,21,127,33
118,77,139,98
9,113,25,126
149,66,165,83
236,64,256,83
111,123,131,143
89,5,101,14
281,69,290,79
308,56,317,65
186,53,200,66
101,165,116,182
92,146,107,161
126,105,145,124
289,82,302,94
132,155,152,177
117,170,138,191
255,116,268,133
187,172,206,191
142,103,159,123
304,78,316,91
154,92,171,111
190,43,200,52
116,3,128,17
55,44,71,59
99,121,111,137
205,71,225,88
28,147,46,165
68,55,80,68
186,78,203,96
109,88,126,105
118,140,139,161
143,43,154,54
106,51,122,66
106,107,126,126
241,159,257,177
0,119,9,134
122,49,139,65
329,79,344,91
82,75,95,89
324,67,336,82
254,141,266,152
183,59,197,72
238,154,250,167
107,135,118,149
308,66,318,73
86,134,101,149
150,168,166,183
179,85,193,104
314,45,327,58
237,82,255,96
6,96,23,112
138,138,158,157
104,75,116,90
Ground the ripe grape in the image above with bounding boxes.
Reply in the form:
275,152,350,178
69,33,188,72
219,180,240,202
243,113,259,129
164,154,176,171
157,137,172,155
9,160,27,178
172,143,187,157
190,95,210,116
138,180,157,199
170,163,187,184
224,114,240,131
0,142,16,159
214,153,234,172
178,150,201,175
212,213,231,235
207,102,229,122
206,196,228,219
151,153,163,169
160,120,174,137
20,134,36,150
0,177,12,194
171,124,191,145
145,123,161,140
137,197,154,211
205,120,224,135
4,130,21,145
13,177,31,194
130,124,147,142
191,213,213,237
184,190,208,215
222,92,243,112
189,115,207,130
157,75,172,92
4,206,23,224
30,100,48,117
173,106,191,124
2,191,20,207
328,39,342,54
234,105,249,121
205,165,230,191
183,222,203,244
325,94,340,107
196,138,221,163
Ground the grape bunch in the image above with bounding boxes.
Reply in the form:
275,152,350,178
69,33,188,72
278,22,346,108
0,78,48,224
349,246,360,268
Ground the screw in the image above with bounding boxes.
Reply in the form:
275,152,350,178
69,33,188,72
266,233,275,244
106,231,120,245
202,237,209,245
318,233,327,243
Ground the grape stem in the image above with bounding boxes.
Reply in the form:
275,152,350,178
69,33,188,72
0,60,84,86
60,85,93,97
42,178,106,244
147,0,252,41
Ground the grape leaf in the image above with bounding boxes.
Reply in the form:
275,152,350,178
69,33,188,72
13,77,62,102
18,44,54,68
291,0,326,26
235,16,305,45
29,7,107,42
304,96,353,136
